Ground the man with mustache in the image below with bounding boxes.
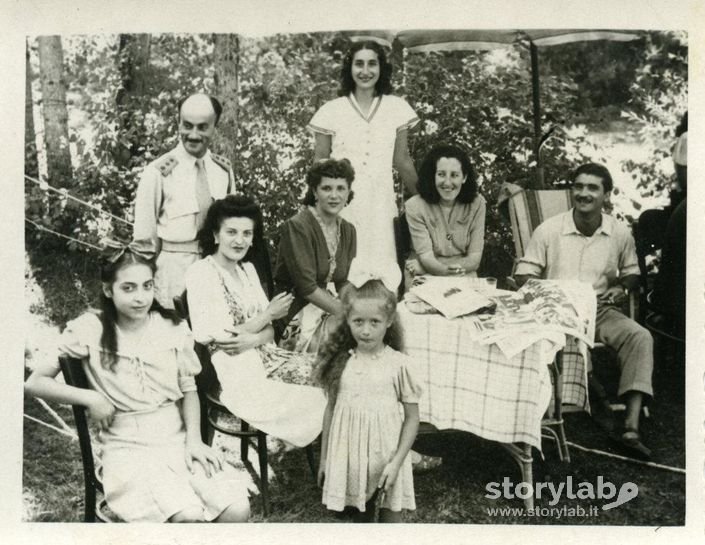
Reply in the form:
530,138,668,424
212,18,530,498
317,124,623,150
133,93,235,308
515,163,653,460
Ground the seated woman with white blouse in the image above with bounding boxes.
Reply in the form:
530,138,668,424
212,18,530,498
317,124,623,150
404,143,486,281
184,195,325,448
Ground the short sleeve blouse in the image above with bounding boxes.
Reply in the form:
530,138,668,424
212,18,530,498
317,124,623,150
405,194,486,260
56,312,201,413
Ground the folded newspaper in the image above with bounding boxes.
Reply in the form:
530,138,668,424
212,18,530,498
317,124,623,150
408,276,496,319
463,279,596,348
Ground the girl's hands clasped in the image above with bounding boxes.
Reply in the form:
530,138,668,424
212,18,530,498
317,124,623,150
185,439,224,478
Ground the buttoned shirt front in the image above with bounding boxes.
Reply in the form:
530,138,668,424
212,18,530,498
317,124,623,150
515,210,639,295
133,143,233,250
405,194,486,261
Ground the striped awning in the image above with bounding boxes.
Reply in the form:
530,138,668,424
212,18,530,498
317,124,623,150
344,28,640,51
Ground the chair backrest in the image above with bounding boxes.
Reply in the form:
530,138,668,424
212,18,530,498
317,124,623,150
173,290,220,442
58,355,101,522
393,213,411,296
633,208,669,284
252,242,275,299
506,187,574,259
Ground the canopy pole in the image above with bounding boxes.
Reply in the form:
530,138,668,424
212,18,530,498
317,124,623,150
530,41,544,189
392,38,405,87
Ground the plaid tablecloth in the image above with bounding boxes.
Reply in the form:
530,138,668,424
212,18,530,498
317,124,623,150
399,307,589,449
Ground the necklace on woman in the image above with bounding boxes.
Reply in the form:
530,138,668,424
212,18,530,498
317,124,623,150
309,206,341,282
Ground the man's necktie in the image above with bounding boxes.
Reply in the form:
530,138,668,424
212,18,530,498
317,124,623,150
195,158,212,228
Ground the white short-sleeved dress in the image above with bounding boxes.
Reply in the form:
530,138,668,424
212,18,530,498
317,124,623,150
57,312,249,522
322,346,423,513
309,94,419,266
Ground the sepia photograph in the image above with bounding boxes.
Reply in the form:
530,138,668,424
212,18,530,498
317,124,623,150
3,0,703,543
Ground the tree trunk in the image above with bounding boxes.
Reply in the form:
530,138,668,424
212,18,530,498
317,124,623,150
213,34,239,165
115,34,151,166
25,42,38,179
37,35,72,187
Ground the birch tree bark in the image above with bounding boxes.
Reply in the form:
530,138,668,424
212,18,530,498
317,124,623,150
25,43,38,178
37,35,72,187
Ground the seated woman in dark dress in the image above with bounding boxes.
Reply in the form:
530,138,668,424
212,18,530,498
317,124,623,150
274,158,357,353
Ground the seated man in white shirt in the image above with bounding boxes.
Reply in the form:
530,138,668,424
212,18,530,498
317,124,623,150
515,163,653,460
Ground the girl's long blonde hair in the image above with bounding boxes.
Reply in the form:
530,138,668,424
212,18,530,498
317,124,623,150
313,280,403,402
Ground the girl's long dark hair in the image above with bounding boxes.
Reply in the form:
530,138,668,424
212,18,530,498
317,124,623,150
98,249,180,371
314,280,403,402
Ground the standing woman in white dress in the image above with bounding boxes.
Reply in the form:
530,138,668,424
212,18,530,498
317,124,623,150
309,40,419,268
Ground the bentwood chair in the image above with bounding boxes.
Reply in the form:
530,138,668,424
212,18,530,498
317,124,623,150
632,208,684,392
58,355,119,522
173,291,316,517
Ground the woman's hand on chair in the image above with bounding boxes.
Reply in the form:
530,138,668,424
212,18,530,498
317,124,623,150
266,292,294,321
185,439,224,478
87,391,116,431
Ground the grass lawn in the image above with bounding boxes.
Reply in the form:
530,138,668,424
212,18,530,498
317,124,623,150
22,337,685,524
22,196,685,524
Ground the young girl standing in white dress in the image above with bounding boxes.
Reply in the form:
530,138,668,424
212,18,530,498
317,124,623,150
309,40,419,267
315,261,421,522
24,243,250,522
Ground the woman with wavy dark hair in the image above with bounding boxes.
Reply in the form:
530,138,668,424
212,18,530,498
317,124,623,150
184,195,326,447
404,143,486,279
308,40,419,267
274,159,357,353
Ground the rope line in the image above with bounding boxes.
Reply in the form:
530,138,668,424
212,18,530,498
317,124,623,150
25,218,103,251
542,434,685,474
565,440,685,474
23,414,77,440
25,174,134,226
36,398,75,434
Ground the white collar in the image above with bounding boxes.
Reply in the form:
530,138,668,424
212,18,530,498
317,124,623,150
175,142,211,166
